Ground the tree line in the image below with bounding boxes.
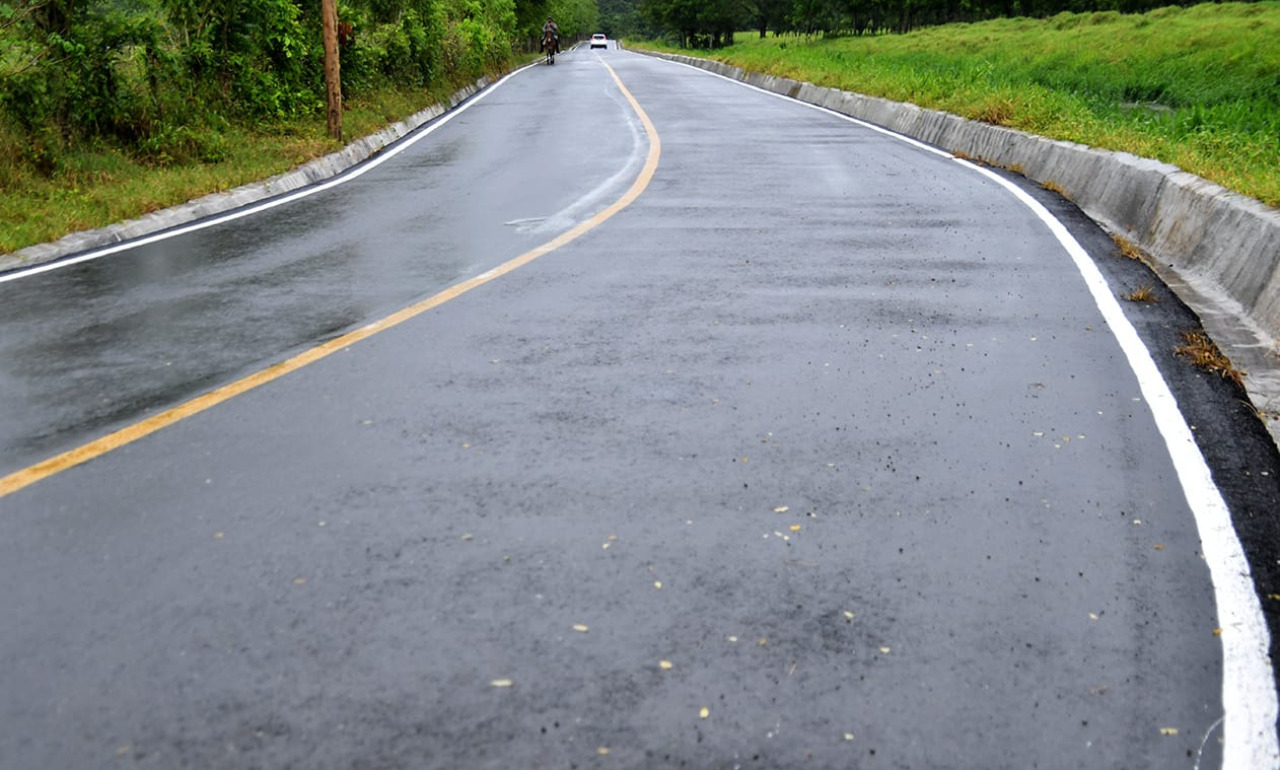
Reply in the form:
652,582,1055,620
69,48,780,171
0,0,595,177
626,0,1262,47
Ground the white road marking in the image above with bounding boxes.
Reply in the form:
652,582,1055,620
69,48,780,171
657,51,1280,770
961,157,1279,770
0,64,539,285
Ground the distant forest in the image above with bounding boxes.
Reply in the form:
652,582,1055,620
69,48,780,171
609,0,1263,47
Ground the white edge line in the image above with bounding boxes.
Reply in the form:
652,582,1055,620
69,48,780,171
654,55,952,158
658,52,1279,770
0,64,537,285
957,159,1279,770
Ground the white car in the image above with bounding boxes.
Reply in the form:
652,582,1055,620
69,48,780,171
590,34,608,49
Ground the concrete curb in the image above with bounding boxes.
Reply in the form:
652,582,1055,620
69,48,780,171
641,50,1280,447
0,75,494,273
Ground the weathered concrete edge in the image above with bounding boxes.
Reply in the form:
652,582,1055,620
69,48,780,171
0,75,494,274
642,50,1280,446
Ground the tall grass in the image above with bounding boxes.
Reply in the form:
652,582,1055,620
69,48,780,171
660,2,1280,208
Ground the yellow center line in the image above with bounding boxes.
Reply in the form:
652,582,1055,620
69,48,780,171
0,61,661,501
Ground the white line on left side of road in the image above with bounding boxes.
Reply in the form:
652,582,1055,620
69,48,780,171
0,64,538,285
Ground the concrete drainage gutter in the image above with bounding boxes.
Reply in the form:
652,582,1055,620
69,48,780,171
638,50,1280,448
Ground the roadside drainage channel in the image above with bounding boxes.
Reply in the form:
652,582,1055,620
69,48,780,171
637,49,1280,450
0,75,494,276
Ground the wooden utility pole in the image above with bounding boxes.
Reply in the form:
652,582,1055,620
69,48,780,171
322,0,342,141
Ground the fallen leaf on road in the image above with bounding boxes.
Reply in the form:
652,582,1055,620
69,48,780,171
573,624,590,633
491,679,513,688
843,611,855,621
728,635,739,643
597,747,610,756
790,525,802,532
774,506,789,513
879,646,891,654
659,660,673,670
1159,727,1179,736
700,707,709,719
758,637,768,646
1212,628,1223,636
844,733,855,742
654,581,663,589
461,533,473,541
1089,613,1099,621
1153,544,1165,551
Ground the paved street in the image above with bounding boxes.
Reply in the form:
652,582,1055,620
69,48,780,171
1,48,1277,769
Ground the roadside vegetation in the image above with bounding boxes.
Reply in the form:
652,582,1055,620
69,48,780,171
635,2,1280,209
0,0,596,254
3,0,1276,255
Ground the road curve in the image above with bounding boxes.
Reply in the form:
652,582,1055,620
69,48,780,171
0,47,1277,770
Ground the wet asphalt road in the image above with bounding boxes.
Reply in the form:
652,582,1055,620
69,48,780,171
1,48,1278,769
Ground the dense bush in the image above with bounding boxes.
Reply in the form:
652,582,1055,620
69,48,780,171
0,0,520,178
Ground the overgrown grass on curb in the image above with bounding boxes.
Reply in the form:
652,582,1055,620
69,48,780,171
639,2,1280,209
0,83,464,255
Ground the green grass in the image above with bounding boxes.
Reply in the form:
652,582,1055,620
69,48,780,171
0,82,465,255
639,2,1280,209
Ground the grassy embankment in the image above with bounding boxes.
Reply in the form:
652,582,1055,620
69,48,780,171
641,2,1280,210
0,82,497,256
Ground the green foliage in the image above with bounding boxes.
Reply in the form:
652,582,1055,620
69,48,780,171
636,0,1269,41
0,0,519,191
657,2,1280,207
547,0,598,36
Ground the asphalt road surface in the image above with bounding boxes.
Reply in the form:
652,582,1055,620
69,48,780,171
2,48,1279,770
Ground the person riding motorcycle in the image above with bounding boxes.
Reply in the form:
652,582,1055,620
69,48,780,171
542,17,559,54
